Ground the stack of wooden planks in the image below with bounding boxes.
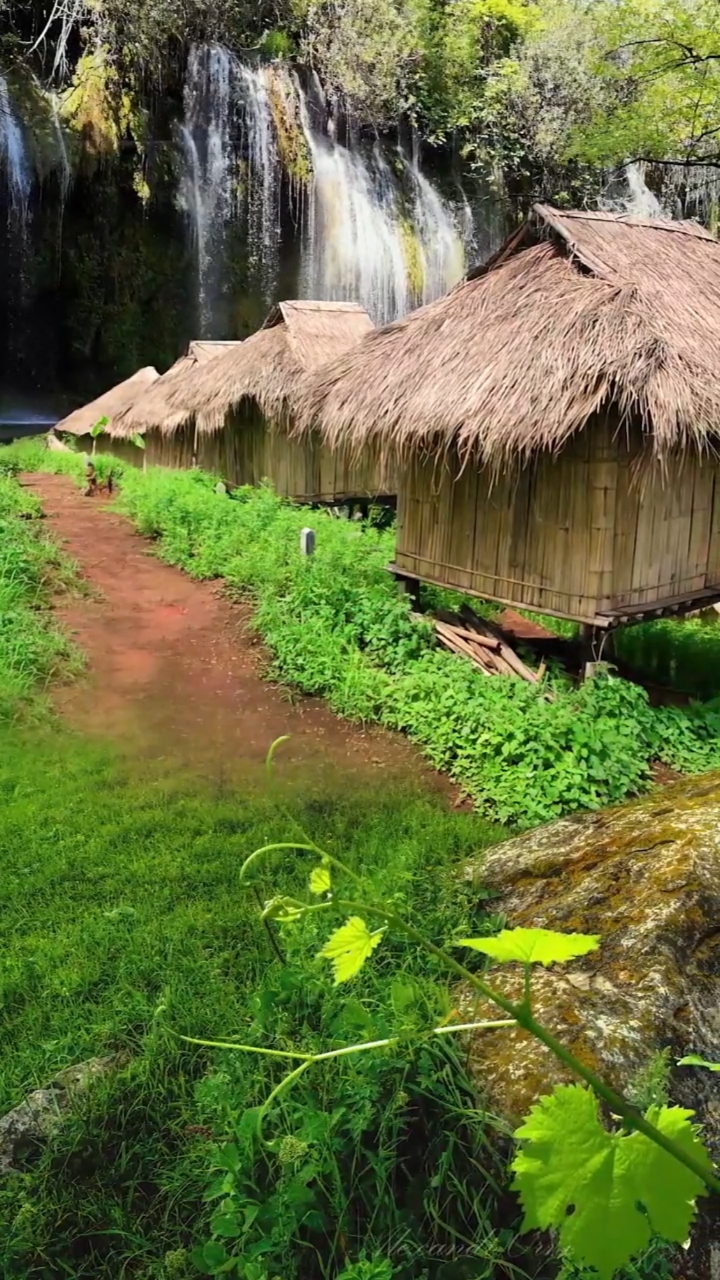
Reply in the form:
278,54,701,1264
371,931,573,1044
432,606,544,683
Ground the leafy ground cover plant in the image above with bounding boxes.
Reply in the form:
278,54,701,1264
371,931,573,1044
4,443,720,826
0,473,80,716
614,617,720,700
192,789,718,1280
0,723,528,1279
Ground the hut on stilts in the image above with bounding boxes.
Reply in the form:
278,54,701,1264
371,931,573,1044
120,300,395,505
113,341,241,467
53,367,159,462
298,205,720,634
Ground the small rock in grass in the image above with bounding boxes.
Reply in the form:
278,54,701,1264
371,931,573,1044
0,1054,129,1174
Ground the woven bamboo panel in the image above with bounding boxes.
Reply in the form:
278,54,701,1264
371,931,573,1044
395,414,720,623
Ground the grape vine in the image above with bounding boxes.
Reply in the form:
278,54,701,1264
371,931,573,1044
182,740,720,1279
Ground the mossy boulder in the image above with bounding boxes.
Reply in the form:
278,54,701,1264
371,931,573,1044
463,772,720,1278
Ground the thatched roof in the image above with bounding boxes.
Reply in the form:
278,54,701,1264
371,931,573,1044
296,205,720,463
150,300,374,436
113,341,240,436
55,367,159,437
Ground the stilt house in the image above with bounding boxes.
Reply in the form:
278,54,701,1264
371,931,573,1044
54,367,159,462
298,206,720,626
134,301,395,504
113,341,241,466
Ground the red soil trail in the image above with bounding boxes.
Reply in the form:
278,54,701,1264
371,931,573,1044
24,473,444,794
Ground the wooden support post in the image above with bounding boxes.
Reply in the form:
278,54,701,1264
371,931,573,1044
579,623,597,681
396,573,421,610
300,527,316,557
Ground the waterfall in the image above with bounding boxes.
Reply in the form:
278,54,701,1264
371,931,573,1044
603,158,720,228
600,162,670,220
0,74,31,217
177,47,474,331
623,163,668,219
51,94,71,206
178,45,237,337
297,85,410,322
236,63,281,303
296,75,468,323
0,73,32,382
178,48,285,334
405,151,468,305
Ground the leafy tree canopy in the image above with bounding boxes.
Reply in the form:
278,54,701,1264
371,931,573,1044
4,0,720,203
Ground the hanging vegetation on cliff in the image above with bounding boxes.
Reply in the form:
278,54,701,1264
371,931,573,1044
6,0,720,197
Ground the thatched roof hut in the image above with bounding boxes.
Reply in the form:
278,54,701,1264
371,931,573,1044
185,300,375,435
113,341,240,438
111,340,242,469
298,206,720,625
136,301,394,503
54,367,159,439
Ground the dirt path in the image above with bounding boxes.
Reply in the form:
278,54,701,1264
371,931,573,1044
25,473,446,795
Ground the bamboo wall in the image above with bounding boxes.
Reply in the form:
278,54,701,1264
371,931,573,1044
76,434,146,467
395,415,720,624
200,405,395,503
143,425,196,470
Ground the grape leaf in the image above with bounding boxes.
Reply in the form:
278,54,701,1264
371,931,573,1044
678,1053,720,1072
262,896,304,923
512,1085,709,1279
319,916,385,983
622,1103,712,1241
457,927,600,966
309,864,331,895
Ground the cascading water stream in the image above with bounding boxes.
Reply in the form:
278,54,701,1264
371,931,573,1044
51,95,71,207
297,93,410,321
0,74,33,382
295,72,469,323
236,63,281,303
0,74,31,218
178,47,284,333
177,46,477,332
178,45,236,337
405,149,470,305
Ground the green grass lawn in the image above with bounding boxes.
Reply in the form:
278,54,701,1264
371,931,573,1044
0,726,521,1280
0,454,680,1280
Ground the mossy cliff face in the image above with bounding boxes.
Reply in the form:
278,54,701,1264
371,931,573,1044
5,159,197,398
462,772,720,1278
0,52,197,398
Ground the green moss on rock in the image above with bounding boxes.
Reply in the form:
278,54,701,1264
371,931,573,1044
461,773,720,1274
266,64,312,184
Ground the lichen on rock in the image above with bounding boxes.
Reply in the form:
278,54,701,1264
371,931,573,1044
398,214,425,301
461,771,720,1277
60,47,145,160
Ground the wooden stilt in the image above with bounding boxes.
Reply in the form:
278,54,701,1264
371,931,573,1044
396,574,421,610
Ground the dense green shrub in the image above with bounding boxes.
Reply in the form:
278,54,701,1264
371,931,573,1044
6,444,720,824
0,474,80,716
112,464,720,825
